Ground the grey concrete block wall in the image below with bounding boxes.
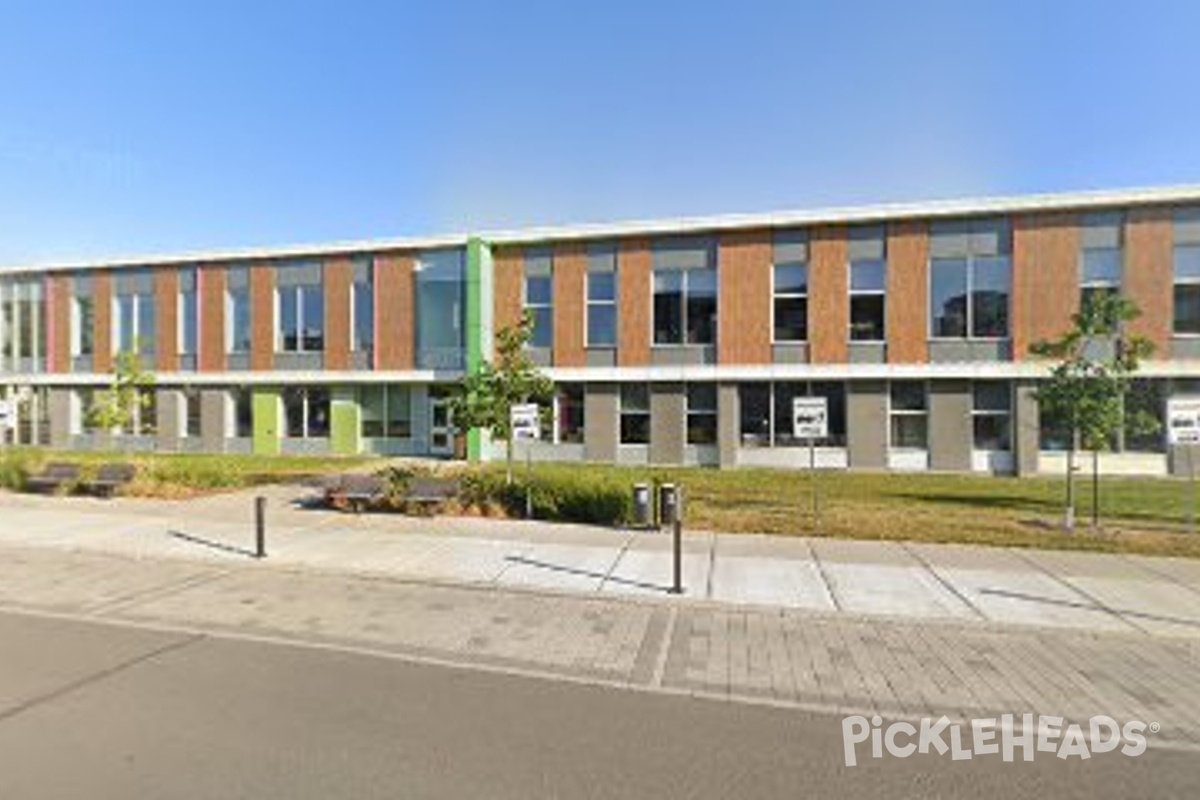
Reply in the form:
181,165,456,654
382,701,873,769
410,385,431,454
847,380,887,469
1014,381,1040,476
717,383,739,467
584,383,618,462
650,383,685,465
47,388,73,449
156,389,182,453
928,380,972,471
200,390,228,453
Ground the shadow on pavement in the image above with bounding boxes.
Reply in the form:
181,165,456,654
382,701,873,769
167,529,259,560
503,554,673,593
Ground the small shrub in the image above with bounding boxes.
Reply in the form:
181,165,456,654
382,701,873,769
460,469,631,526
0,450,39,491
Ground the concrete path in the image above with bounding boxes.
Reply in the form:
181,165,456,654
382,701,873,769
1,487,1199,637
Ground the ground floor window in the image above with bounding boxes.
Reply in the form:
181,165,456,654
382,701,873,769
230,388,253,438
182,388,202,438
686,384,717,445
360,385,412,439
283,386,330,439
972,381,1011,451
1038,378,1166,453
555,384,585,444
118,389,155,436
620,384,650,444
889,381,928,450
739,381,846,447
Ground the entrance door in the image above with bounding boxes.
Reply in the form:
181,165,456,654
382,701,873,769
429,391,455,456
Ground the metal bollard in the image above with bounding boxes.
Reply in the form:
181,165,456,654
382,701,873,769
658,483,681,528
255,495,266,559
671,517,683,594
632,483,652,528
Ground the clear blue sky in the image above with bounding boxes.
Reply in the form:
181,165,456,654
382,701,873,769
2,0,1198,265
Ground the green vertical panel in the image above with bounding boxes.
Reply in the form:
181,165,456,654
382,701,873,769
465,237,494,462
252,387,281,456
330,386,360,455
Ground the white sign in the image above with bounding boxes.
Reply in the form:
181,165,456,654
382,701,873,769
792,397,828,440
1168,398,1200,445
510,403,541,442
0,400,12,431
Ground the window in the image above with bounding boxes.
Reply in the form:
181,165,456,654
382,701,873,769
555,384,585,444
586,271,616,347
889,381,928,449
182,388,202,438
352,259,374,352
773,264,808,342
1174,209,1200,335
849,227,886,342
360,385,411,439
686,384,718,445
1124,379,1165,453
231,388,253,438
277,264,325,353
179,268,198,356
283,386,330,439
652,239,716,345
619,384,651,444
119,389,155,436
929,220,1011,339
972,381,1012,451
227,272,251,354
524,274,553,349
113,273,155,356
738,381,846,447
71,276,94,357
415,250,465,369
1080,212,1123,308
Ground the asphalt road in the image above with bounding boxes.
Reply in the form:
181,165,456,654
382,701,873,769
0,610,1192,799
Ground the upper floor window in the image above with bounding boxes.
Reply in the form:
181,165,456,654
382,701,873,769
179,268,198,356
352,257,374,352
773,230,808,342
929,219,1010,339
113,269,155,356
653,238,716,345
0,278,45,369
277,262,324,353
523,248,553,349
226,268,251,354
586,245,617,347
1174,208,1200,335
849,226,886,342
415,249,466,369
1080,212,1124,308
70,275,94,358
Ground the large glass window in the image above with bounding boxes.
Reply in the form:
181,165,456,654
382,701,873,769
179,269,198,357
352,263,374,352
227,286,251,353
619,384,651,444
114,276,154,356
849,259,885,341
231,388,253,438
283,387,330,439
71,276,94,357
278,281,324,353
889,381,928,449
653,268,716,345
1124,379,1165,453
1081,213,1123,309
972,381,1012,451
773,264,808,342
929,220,1011,339
415,250,466,369
1174,211,1200,335
737,381,846,448
359,385,411,439
686,384,718,445
182,388,202,438
524,274,553,349
586,271,616,347
554,384,585,444
738,383,772,447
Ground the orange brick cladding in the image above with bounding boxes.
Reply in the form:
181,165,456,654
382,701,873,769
323,257,353,371
93,271,113,373
886,220,929,363
48,275,70,373
808,226,849,363
552,243,586,366
249,264,274,371
492,246,524,336
154,267,179,372
1124,207,1173,357
375,252,414,370
198,265,226,372
1012,213,1080,360
717,230,772,364
617,238,651,366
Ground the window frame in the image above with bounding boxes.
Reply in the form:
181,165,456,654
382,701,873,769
523,273,554,349
928,255,1012,341
970,381,1012,452
585,271,617,348
848,258,886,342
619,384,651,445
1173,242,1200,336
888,380,929,451
652,267,718,346
226,286,251,354
685,384,718,445
276,283,325,354
771,262,808,344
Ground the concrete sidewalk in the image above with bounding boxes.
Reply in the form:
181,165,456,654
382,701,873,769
2,486,1199,637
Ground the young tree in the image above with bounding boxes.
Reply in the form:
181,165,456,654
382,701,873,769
1030,293,1156,530
88,348,156,449
449,311,555,482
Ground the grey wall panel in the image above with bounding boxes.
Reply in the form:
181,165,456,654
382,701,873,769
275,261,323,286
586,348,617,367
848,343,886,364
155,388,182,452
650,346,715,365
928,340,1012,363
772,344,809,364
650,383,685,466
928,380,972,471
652,237,714,270
1175,207,1200,244
48,388,72,449
848,226,886,260
847,380,887,469
584,383,618,463
200,389,227,452
773,229,808,264
410,385,431,454
1171,337,1200,360
1014,380,1040,477
718,382,739,468
274,353,324,371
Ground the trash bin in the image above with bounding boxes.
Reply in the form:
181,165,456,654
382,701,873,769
632,483,652,527
658,483,682,527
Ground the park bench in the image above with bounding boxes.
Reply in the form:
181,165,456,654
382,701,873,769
25,463,81,495
403,477,459,515
81,463,137,498
321,473,387,514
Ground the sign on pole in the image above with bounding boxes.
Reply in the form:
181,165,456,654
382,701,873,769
792,397,828,440
1167,398,1200,445
511,403,541,442
0,400,13,431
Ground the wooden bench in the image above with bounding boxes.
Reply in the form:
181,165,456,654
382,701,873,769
25,463,82,495
404,477,459,515
321,473,387,514
81,463,137,498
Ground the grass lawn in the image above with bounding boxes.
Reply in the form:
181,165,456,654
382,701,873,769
0,449,373,498
497,462,1200,559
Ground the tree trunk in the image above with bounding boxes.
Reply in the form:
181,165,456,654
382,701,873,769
1091,450,1100,529
505,430,514,485
1064,445,1076,531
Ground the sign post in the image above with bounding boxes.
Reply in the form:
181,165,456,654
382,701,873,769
511,403,541,519
1168,398,1200,534
0,399,13,450
792,397,829,534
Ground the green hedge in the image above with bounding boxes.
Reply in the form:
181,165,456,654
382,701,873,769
461,469,632,526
